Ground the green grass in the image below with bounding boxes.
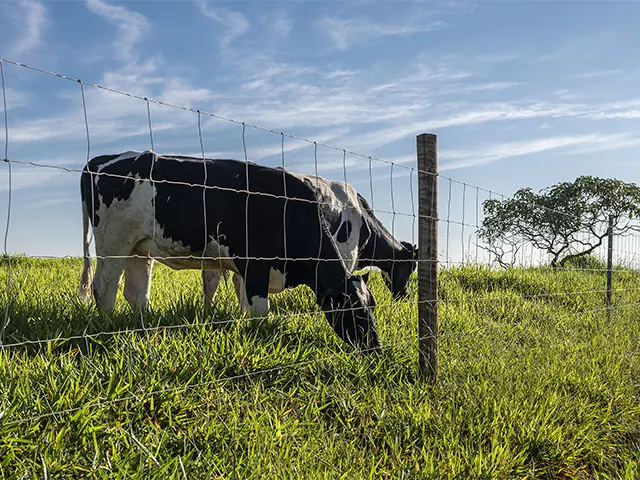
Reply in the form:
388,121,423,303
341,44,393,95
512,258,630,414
0,258,639,479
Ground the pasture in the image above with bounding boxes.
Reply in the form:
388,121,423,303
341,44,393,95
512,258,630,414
1,257,639,478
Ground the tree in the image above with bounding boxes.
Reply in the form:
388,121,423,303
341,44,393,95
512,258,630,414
477,176,640,268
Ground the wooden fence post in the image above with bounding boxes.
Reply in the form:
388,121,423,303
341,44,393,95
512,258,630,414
416,133,438,383
606,215,614,321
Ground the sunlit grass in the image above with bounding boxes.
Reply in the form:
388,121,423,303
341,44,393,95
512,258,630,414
0,258,638,478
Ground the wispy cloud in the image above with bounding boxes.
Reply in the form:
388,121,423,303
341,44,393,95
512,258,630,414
23,196,77,209
249,127,350,162
1,88,32,111
262,10,292,42
6,0,47,59
570,69,625,79
317,14,445,52
338,102,591,153
439,133,634,171
196,0,250,52
85,0,150,64
535,31,621,64
315,1,473,52
0,164,75,193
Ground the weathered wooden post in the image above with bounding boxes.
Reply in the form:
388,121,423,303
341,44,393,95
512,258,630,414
416,133,438,383
606,215,614,321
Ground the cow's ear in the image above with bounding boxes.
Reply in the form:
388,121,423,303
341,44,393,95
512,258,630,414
413,246,419,259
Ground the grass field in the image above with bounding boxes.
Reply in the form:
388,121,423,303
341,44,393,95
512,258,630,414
0,257,639,479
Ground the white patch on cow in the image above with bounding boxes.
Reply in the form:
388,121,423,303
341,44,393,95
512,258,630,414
96,150,141,172
249,295,269,317
93,169,239,274
267,267,286,294
289,172,364,272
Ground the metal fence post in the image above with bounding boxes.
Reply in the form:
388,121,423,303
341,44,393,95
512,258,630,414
416,133,438,383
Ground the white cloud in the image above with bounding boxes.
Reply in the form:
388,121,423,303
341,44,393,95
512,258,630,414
571,69,625,79
0,164,75,193
197,0,250,52
317,15,446,52
315,1,473,52
264,10,292,41
1,88,32,111
23,196,77,209
6,0,47,59
248,127,350,162
439,133,633,171
85,0,150,64
338,102,591,153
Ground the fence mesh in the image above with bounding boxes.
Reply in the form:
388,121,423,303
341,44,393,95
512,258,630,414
0,57,639,475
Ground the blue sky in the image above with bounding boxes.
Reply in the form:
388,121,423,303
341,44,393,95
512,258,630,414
1,0,640,264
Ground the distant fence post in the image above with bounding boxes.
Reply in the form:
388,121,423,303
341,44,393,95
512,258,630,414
606,214,614,320
416,133,438,383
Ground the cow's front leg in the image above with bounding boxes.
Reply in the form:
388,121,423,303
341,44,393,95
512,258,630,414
235,265,270,318
124,256,154,311
202,269,227,309
93,256,127,312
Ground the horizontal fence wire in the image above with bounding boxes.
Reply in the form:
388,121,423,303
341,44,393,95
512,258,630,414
1,332,426,428
2,157,425,222
1,287,638,350
0,57,425,176
0,56,620,225
2,300,639,430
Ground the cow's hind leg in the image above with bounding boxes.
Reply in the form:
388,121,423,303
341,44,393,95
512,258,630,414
124,256,154,311
202,269,227,308
92,256,127,312
235,266,270,318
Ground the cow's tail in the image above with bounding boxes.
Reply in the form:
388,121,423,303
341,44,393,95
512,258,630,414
79,200,94,303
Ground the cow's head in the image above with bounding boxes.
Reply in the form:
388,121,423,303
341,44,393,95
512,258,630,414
318,275,380,353
383,241,418,299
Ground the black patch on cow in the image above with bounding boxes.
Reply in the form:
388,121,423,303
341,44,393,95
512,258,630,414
336,220,352,243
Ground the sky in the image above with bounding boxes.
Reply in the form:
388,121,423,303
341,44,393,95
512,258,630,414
1,0,640,266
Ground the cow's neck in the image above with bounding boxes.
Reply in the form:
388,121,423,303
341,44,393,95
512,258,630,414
310,225,355,297
357,220,405,274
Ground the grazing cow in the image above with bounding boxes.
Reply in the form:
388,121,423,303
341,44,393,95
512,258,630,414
78,150,380,351
202,171,418,307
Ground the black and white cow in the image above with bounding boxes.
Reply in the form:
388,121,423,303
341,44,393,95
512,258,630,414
78,150,381,351
202,171,418,308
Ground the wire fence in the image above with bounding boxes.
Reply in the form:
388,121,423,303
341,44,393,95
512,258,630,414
0,56,639,444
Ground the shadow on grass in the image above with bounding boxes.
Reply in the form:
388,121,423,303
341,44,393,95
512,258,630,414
1,288,344,362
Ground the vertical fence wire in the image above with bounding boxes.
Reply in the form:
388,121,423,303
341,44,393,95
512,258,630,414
461,183,466,266
242,123,250,312
445,179,452,267
342,149,349,293
79,80,94,353
281,133,289,297
475,186,479,265
410,168,416,261
197,111,207,254
368,156,377,272
0,59,11,347
389,163,397,288
313,142,322,302
146,99,156,266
